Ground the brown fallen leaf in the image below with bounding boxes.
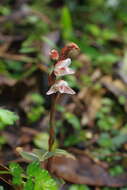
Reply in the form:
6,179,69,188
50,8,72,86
0,75,16,87
3,127,38,148
101,76,127,112
101,76,127,97
77,87,105,126
50,152,127,187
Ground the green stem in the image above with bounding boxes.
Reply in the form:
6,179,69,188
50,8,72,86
0,171,10,174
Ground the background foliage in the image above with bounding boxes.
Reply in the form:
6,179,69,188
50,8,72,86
0,0,127,189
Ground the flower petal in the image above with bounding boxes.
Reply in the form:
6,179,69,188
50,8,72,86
46,86,57,95
55,58,71,67
46,80,76,95
54,66,75,76
65,67,75,75
63,86,76,94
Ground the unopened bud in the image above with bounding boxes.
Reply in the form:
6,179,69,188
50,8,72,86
50,49,59,61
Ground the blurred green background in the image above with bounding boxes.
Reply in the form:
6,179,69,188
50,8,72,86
0,0,127,189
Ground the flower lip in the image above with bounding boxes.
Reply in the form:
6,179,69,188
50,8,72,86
54,58,75,77
46,80,76,95
55,58,71,67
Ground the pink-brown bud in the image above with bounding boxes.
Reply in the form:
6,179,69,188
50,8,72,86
49,49,59,61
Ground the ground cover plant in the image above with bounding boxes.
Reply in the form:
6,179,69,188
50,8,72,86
1,0,127,189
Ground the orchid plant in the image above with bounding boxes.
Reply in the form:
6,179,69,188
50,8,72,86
0,43,80,190
46,43,79,170
17,42,79,173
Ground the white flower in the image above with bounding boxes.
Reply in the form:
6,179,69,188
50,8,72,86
54,58,75,76
46,80,76,95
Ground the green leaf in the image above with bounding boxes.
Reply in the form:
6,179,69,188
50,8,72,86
64,134,81,147
97,119,111,131
64,112,81,130
24,178,34,190
33,132,49,150
86,24,101,37
9,163,23,185
0,186,4,190
37,151,54,161
33,149,54,161
0,60,8,74
27,106,45,123
98,133,113,148
34,169,58,190
61,6,73,40
33,149,47,159
112,134,127,148
118,96,126,105
27,161,41,177
110,165,124,176
20,47,37,54
0,6,11,15
101,98,113,106
30,93,44,104
26,161,58,190
69,184,90,190
33,132,58,150
54,149,75,159
22,148,75,162
65,75,78,88
56,105,65,112
0,108,19,129
0,136,6,146
33,148,74,161
19,151,39,161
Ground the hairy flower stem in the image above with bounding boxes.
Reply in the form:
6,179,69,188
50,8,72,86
47,93,59,171
48,93,59,151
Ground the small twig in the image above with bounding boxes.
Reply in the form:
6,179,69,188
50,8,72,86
0,52,36,63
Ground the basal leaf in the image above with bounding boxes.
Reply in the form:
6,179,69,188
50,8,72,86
54,149,75,159
19,151,39,161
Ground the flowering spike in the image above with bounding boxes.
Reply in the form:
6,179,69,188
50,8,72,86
47,43,79,95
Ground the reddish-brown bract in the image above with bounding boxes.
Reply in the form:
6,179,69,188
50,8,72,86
60,42,79,60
